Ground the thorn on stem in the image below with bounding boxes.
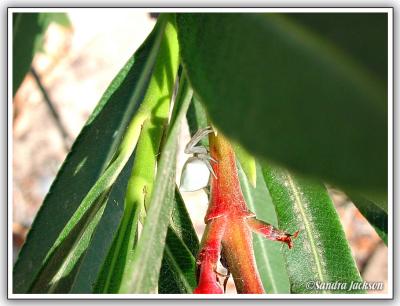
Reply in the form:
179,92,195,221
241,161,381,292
276,230,300,249
247,217,300,249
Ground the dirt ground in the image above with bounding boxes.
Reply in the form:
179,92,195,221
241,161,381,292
12,12,388,294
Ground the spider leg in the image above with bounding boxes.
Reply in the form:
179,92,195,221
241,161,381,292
196,152,218,163
219,253,231,293
222,269,231,293
213,268,231,293
185,126,214,154
207,155,218,164
203,158,217,179
188,146,208,155
214,269,228,278
195,153,218,179
183,126,218,182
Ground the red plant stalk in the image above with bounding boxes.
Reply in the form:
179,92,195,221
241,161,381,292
193,132,298,294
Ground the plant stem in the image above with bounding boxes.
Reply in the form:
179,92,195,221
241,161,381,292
208,133,263,293
194,132,298,294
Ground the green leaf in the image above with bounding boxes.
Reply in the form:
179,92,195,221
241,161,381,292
68,155,135,293
159,188,199,293
29,192,108,293
262,165,364,293
13,13,72,96
234,142,257,188
348,194,388,245
95,13,180,292
168,188,200,256
177,13,387,194
238,162,290,293
30,155,135,293
93,14,181,294
13,13,46,96
358,191,388,213
13,17,166,293
186,95,209,146
187,96,257,187
121,72,193,293
95,119,161,293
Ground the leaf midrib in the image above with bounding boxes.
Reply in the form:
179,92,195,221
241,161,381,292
165,245,194,292
284,172,327,291
47,199,107,293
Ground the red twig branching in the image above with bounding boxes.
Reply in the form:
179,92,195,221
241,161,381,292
193,132,298,294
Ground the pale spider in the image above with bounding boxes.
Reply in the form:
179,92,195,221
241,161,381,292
179,126,217,192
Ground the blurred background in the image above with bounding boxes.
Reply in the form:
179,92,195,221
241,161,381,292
12,11,387,294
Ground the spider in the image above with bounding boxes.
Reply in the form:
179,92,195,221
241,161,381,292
179,126,217,192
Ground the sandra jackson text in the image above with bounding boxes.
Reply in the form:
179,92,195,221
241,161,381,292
306,280,384,291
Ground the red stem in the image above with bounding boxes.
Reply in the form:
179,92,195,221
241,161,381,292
193,216,226,294
193,132,297,294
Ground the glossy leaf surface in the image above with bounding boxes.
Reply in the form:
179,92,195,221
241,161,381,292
177,13,388,195
13,18,165,293
121,74,192,293
263,165,364,293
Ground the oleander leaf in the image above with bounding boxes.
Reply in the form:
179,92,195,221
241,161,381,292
234,143,257,188
13,13,45,96
94,15,181,293
186,96,209,146
158,188,199,293
348,194,388,245
262,164,364,293
177,13,388,196
30,156,134,293
13,17,165,293
13,13,72,96
120,72,192,293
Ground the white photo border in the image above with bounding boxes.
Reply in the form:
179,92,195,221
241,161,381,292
7,6,394,300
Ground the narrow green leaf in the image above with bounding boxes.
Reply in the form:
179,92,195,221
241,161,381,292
168,188,200,256
234,142,257,188
358,192,388,213
177,13,387,194
159,229,196,294
29,155,135,293
13,17,166,293
13,13,46,96
69,154,135,293
238,162,290,293
95,14,181,294
348,194,388,245
262,165,364,293
81,14,180,293
122,73,193,293
97,118,165,293
186,95,209,146
13,13,72,96
159,188,199,293
29,192,109,293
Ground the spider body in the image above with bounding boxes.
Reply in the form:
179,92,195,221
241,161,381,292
179,126,217,192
